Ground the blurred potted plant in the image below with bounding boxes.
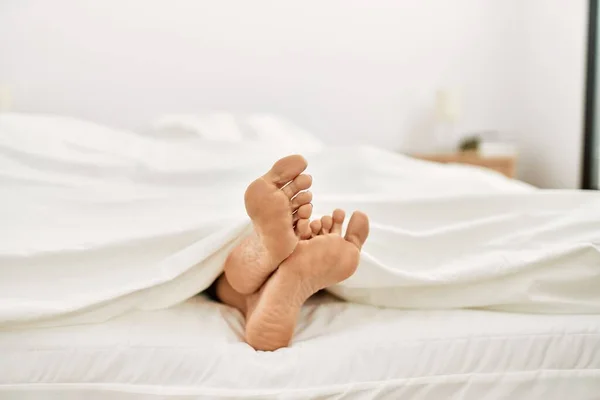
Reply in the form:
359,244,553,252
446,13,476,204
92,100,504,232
458,135,480,153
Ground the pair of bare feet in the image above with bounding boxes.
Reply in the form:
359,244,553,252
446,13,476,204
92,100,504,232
213,155,370,351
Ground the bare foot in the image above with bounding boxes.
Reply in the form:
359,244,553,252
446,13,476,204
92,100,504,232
244,209,370,351
224,155,313,295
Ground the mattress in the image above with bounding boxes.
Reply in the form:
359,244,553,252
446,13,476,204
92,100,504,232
1,294,599,400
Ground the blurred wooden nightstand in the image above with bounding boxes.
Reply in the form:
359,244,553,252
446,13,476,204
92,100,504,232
412,153,517,178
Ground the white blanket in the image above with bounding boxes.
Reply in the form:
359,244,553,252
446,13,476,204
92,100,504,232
1,114,599,329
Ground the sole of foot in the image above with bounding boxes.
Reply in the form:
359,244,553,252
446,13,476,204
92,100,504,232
224,155,314,295
244,209,369,351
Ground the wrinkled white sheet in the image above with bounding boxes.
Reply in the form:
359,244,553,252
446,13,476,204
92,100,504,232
0,113,599,329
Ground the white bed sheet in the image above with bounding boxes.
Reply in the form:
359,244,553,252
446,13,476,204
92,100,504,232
2,113,600,330
1,294,599,399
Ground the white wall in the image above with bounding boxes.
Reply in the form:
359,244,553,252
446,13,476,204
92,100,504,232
0,0,590,188
516,0,588,189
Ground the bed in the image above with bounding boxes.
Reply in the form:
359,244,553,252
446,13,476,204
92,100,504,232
1,113,600,399
1,293,599,399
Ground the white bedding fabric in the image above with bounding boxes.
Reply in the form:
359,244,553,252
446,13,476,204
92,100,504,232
1,294,599,399
0,113,599,329
149,112,325,150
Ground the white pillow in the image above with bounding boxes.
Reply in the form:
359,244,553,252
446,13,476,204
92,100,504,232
149,112,324,150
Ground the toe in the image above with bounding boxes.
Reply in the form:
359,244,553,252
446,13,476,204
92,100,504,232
344,211,370,250
295,219,312,239
320,215,333,234
310,220,322,237
264,155,308,187
290,191,313,210
331,209,346,235
282,174,312,199
293,204,313,222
